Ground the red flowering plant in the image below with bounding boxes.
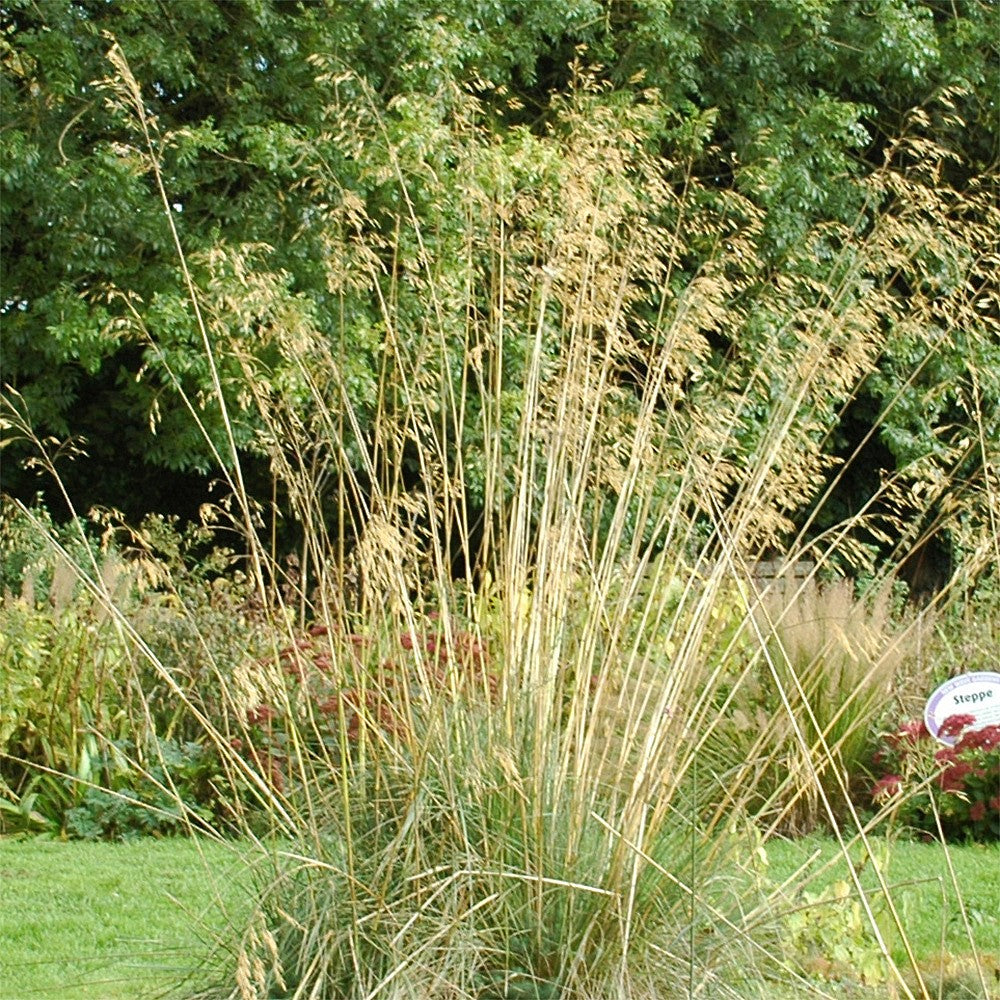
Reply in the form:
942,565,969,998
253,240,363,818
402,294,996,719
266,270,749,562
870,713,1000,842
234,615,497,791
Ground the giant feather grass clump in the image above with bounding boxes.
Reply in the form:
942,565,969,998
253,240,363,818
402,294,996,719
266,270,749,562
3,47,997,1000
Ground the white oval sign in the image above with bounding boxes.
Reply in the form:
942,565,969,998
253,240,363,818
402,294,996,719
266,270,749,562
924,671,1000,746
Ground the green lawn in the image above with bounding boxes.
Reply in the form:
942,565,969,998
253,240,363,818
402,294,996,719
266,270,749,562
764,834,1000,961
0,835,997,999
763,834,1000,997
0,837,246,1000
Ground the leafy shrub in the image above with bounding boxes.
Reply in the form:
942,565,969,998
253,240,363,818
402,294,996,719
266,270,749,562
0,578,134,830
781,879,890,987
124,513,270,743
0,498,104,603
871,716,1000,842
64,737,234,841
0,501,262,835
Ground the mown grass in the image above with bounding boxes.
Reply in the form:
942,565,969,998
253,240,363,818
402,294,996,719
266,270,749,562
1,836,996,1000
0,837,247,1000
765,835,1000,990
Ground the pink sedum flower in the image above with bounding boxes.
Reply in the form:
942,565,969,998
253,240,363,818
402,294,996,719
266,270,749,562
887,718,929,748
939,713,977,740
872,774,902,802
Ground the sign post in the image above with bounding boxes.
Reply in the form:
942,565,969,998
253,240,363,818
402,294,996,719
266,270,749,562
923,671,1000,746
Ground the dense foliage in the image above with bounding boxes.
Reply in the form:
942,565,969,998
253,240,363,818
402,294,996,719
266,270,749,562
0,499,265,837
3,0,997,577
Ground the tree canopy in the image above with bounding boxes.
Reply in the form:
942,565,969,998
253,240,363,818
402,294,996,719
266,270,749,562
2,0,997,577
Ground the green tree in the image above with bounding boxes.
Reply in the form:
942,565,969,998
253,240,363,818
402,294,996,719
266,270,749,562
2,0,996,578
1,0,599,516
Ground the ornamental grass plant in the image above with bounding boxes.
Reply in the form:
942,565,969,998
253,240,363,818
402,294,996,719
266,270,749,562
698,574,914,838
2,45,999,1000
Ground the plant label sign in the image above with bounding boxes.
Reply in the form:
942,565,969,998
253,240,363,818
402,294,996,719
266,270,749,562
924,671,1000,746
